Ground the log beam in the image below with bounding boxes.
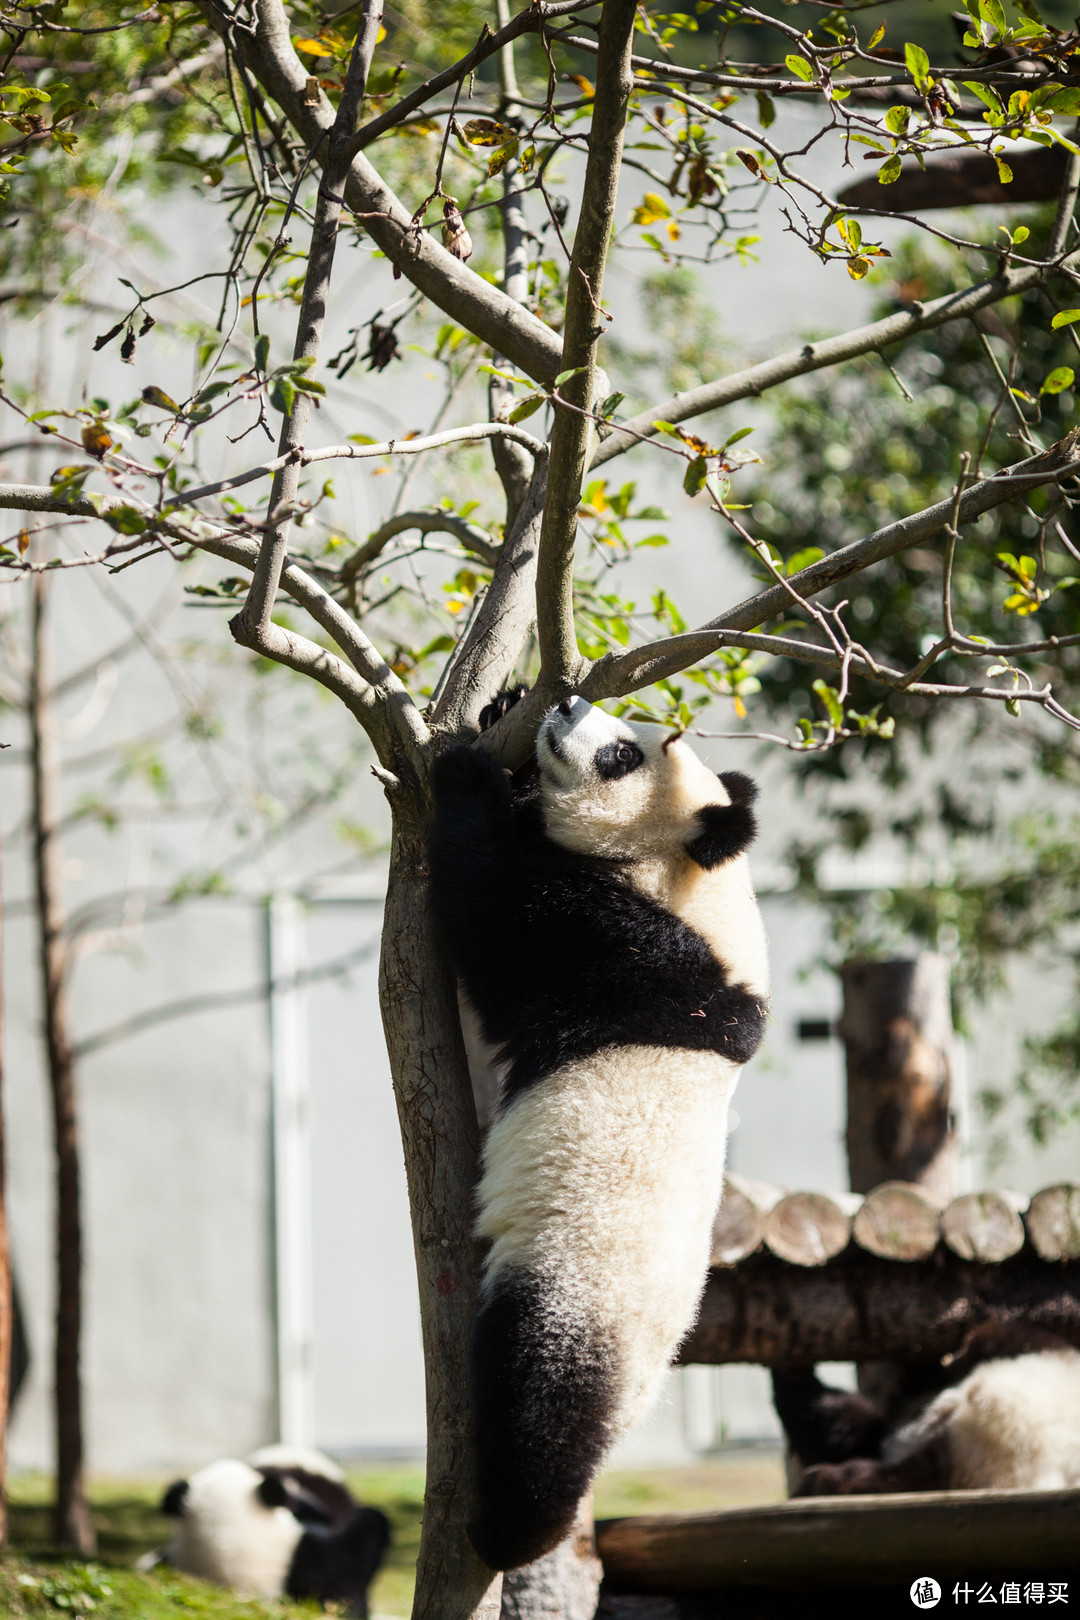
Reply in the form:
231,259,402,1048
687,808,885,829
596,1488,1080,1592
678,1250,1080,1368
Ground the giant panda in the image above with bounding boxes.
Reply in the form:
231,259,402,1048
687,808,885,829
773,1329,1080,1496
429,693,770,1570
159,1447,389,1615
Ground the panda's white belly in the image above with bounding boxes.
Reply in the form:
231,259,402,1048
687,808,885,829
477,1045,738,1435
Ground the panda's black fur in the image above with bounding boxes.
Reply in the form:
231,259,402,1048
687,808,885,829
430,747,766,1101
429,694,769,1571
773,1324,1080,1497
160,1451,389,1616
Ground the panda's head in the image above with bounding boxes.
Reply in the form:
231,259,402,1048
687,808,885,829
537,695,755,865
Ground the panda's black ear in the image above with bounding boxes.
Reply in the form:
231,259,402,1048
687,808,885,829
718,770,758,807
161,1480,190,1517
686,801,757,869
257,1472,291,1510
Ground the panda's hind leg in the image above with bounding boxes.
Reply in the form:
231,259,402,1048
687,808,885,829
468,1271,616,1571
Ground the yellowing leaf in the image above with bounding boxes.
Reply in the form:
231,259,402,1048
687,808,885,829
462,118,514,147
847,255,872,279
867,22,885,48
631,191,672,225
994,152,1014,185
1042,366,1075,394
569,74,595,98
1051,309,1080,329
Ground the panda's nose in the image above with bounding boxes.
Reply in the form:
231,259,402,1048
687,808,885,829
556,698,573,717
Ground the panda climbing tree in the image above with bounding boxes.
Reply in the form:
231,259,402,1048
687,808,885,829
6,0,1080,1614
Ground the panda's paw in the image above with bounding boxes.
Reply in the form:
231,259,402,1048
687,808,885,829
432,744,510,804
478,684,528,733
794,1459,882,1497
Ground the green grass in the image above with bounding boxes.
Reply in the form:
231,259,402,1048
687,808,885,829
2,1453,784,1618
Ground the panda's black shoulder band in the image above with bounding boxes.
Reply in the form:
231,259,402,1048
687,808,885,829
686,800,756,870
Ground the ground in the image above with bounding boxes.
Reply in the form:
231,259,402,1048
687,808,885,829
2,1453,786,1617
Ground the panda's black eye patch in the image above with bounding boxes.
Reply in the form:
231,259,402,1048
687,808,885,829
595,740,644,780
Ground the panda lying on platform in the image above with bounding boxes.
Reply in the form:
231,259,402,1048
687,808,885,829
773,1330,1080,1496
430,694,770,1570
159,1446,389,1615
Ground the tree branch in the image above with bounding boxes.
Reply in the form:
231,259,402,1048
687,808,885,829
533,0,638,700
168,422,546,510
431,450,549,732
340,510,500,590
238,0,384,642
580,439,1080,699
194,0,564,384
591,253,1080,468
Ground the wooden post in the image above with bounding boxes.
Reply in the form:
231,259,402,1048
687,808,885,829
840,955,956,1199
839,954,956,1421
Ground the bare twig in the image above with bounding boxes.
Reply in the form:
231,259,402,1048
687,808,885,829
534,0,638,700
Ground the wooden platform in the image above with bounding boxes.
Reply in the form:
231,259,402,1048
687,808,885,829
597,1487,1080,1591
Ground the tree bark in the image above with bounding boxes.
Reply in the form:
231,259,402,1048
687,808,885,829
0,821,10,1546
29,572,96,1556
595,1487,1080,1592
378,793,501,1620
500,1498,604,1620
840,954,956,1414
679,1250,1080,1368
840,955,956,1199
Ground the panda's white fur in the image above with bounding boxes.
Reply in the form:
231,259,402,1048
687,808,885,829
887,1348,1080,1490
166,1458,303,1599
430,695,770,1569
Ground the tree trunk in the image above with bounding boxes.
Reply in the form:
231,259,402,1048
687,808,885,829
29,573,95,1556
500,1497,604,1620
840,954,956,1198
0,822,10,1546
378,795,501,1620
840,954,956,1417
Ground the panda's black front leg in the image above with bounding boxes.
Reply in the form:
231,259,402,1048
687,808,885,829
429,745,525,990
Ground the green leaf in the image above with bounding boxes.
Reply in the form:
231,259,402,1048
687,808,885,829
993,152,1014,185
885,104,909,135
103,504,148,535
508,395,544,423
904,41,931,89
554,366,587,388
722,426,755,448
964,80,1003,113
785,53,814,81
1041,366,1075,394
979,0,1007,36
269,376,296,414
812,679,845,727
254,333,270,372
1051,309,1080,329
683,455,708,496
756,90,775,129
878,154,902,185
141,385,179,413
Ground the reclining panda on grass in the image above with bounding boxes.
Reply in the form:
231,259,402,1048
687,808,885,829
157,1445,389,1615
429,693,770,1570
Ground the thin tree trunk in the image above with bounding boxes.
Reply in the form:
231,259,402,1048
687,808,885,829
29,572,95,1555
0,819,11,1546
839,952,956,1420
378,796,501,1620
